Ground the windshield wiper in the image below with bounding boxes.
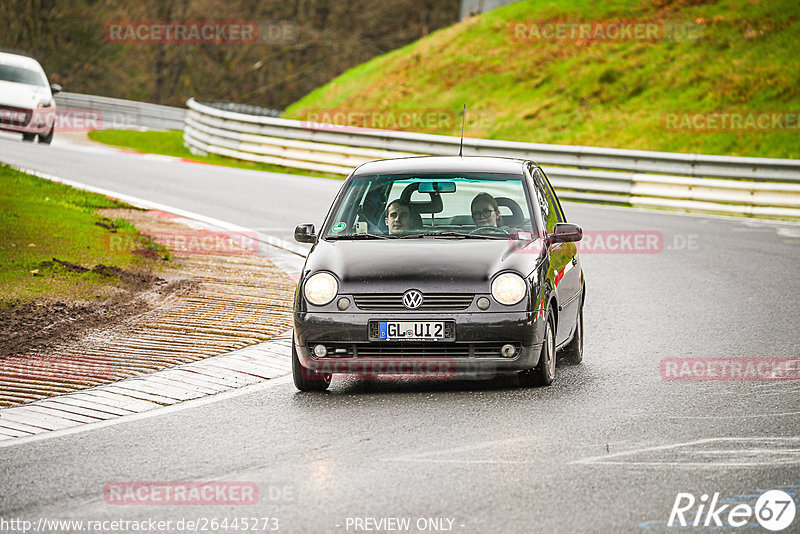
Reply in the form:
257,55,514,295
401,232,503,240
327,233,393,240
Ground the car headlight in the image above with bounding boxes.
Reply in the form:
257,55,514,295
37,99,53,109
304,272,338,306
491,272,526,306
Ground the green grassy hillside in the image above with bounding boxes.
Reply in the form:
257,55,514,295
284,0,800,159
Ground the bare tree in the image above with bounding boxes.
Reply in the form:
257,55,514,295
0,0,460,108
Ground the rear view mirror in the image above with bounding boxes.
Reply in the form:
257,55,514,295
50,84,62,95
418,181,456,194
548,222,583,244
294,223,316,243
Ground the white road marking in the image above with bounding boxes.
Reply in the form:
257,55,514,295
662,411,800,419
384,438,634,465
571,437,800,467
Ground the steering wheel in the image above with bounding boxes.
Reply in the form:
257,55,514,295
470,225,511,235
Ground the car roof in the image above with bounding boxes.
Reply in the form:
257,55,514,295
0,52,46,73
352,156,530,176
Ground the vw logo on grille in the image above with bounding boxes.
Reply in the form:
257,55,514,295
402,290,424,309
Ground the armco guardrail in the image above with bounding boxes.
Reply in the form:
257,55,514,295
184,98,800,219
55,92,185,130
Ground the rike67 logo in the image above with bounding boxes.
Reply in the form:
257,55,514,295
669,490,796,531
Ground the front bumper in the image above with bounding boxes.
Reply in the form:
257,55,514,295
294,310,545,376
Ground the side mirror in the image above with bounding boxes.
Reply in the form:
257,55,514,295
50,84,62,95
548,222,582,244
294,223,316,243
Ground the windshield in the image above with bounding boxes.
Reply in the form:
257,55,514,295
323,173,538,239
0,64,47,87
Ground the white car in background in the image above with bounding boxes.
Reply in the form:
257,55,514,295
0,52,61,144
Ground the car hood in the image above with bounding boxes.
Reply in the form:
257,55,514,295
305,238,545,293
0,81,51,109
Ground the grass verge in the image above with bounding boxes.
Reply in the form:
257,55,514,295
0,165,170,306
87,130,344,180
284,0,800,159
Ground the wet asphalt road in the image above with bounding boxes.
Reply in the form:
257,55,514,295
1,135,799,533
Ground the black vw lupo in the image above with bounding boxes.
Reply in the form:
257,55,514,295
292,156,584,391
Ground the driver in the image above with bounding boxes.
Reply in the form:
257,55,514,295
385,198,418,234
471,193,504,228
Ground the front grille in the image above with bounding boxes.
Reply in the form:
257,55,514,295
353,293,474,310
310,342,520,359
0,106,31,127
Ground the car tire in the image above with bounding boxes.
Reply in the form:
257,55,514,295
560,304,583,364
518,306,556,387
292,340,331,392
22,133,36,142
38,126,54,145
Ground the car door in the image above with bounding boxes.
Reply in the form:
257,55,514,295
533,167,581,347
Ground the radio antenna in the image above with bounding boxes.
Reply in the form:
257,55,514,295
459,104,466,157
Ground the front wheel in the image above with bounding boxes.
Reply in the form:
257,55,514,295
38,126,54,144
292,340,331,391
22,133,36,142
518,307,556,387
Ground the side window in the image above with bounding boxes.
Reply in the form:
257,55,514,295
536,168,566,223
532,168,558,233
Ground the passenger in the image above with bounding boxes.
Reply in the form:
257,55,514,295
385,198,416,234
471,193,503,228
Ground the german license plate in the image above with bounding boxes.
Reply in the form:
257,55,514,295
377,321,446,341
0,110,26,122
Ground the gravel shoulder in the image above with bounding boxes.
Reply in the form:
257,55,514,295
0,208,295,408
